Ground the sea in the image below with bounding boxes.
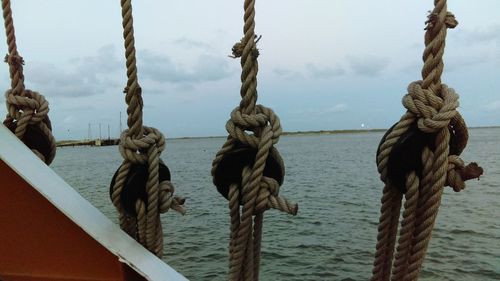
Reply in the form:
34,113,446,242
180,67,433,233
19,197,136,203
50,128,500,281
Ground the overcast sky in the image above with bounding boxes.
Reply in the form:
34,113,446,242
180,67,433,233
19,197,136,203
0,0,499,139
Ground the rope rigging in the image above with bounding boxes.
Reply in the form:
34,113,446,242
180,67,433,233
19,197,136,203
1,0,56,165
371,1,483,281
109,0,185,258
212,1,298,280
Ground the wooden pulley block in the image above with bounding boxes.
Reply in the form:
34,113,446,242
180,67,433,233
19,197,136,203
110,162,171,216
4,119,52,164
213,141,284,203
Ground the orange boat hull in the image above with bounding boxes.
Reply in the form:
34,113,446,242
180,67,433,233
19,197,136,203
0,160,145,281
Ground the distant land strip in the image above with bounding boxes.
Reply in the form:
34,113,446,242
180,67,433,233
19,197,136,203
282,128,386,136
55,126,499,146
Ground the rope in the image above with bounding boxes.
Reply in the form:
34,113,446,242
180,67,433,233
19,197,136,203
371,1,483,280
212,1,297,280
1,0,56,164
110,0,185,258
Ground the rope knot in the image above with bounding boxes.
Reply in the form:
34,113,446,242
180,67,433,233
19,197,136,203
159,180,186,215
446,158,483,192
446,155,466,192
251,174,298,215
111,125,183,257
230,35,261,59
213,105,297,215
226,104,281,148
5,89,49,123
4,53,24,67
3,89,55,164
425,11,458,30
119,126,165,164
403,81,458,133
377,83,474,192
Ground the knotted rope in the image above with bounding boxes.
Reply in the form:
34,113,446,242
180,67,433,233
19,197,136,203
2,0,56,164
371,1,483,281
110,0,185,258
212,1,297,280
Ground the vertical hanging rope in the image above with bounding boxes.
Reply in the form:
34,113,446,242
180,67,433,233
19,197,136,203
2,0,56,164
212,1,298,280
371,1,483,281
109,0,185,258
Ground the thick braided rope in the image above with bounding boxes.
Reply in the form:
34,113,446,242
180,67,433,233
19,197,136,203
390,172,419,281
221,108,297,280
238,0,258,115
212,1,297,279
400,2,459,279
121,0,142,138
2,0,56,164
110,0,184,257
371,184,402,281
2,0,22,93
371,1,482,280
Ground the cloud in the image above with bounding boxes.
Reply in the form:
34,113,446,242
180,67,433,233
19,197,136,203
325,103,348,113
25,62,102,97
21,44,235,99
445,53,496,72
295,103,348,116
454,24,500,44
76,45,123,80
24,45,122,97
172,37,214,51
272,67,302,80
139,50,234,83
272,63,345,80
348,56,389,76
484,100,500,112
306,63,345,78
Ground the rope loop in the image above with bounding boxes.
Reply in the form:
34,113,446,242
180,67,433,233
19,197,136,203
128,178,186,218
159,180,186,215
111,0,185,258
212,102,297,280
5,89,50,126
251,172,297,215
402,81,458,133
110,125,185,256
226,104,281,148
3,89,56,164
2,0,56,165
212,104,297,279
372,2,484,280
119,126,165,164
213,1,297,279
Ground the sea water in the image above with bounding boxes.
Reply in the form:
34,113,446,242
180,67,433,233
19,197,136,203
51,128,499,281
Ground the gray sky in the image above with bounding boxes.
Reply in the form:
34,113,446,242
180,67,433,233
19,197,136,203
0,0,499,139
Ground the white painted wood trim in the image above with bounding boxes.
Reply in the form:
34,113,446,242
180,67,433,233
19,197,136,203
0,124,188,281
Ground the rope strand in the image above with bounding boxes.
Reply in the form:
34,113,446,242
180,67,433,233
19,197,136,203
212,1,297,280
371,1,482,280
110,0,185,258
2,0,56,165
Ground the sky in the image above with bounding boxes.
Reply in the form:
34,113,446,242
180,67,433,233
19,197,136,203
0,0,499,139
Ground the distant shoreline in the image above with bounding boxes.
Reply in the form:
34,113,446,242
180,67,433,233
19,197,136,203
56,126,499,146
282,128,386,136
